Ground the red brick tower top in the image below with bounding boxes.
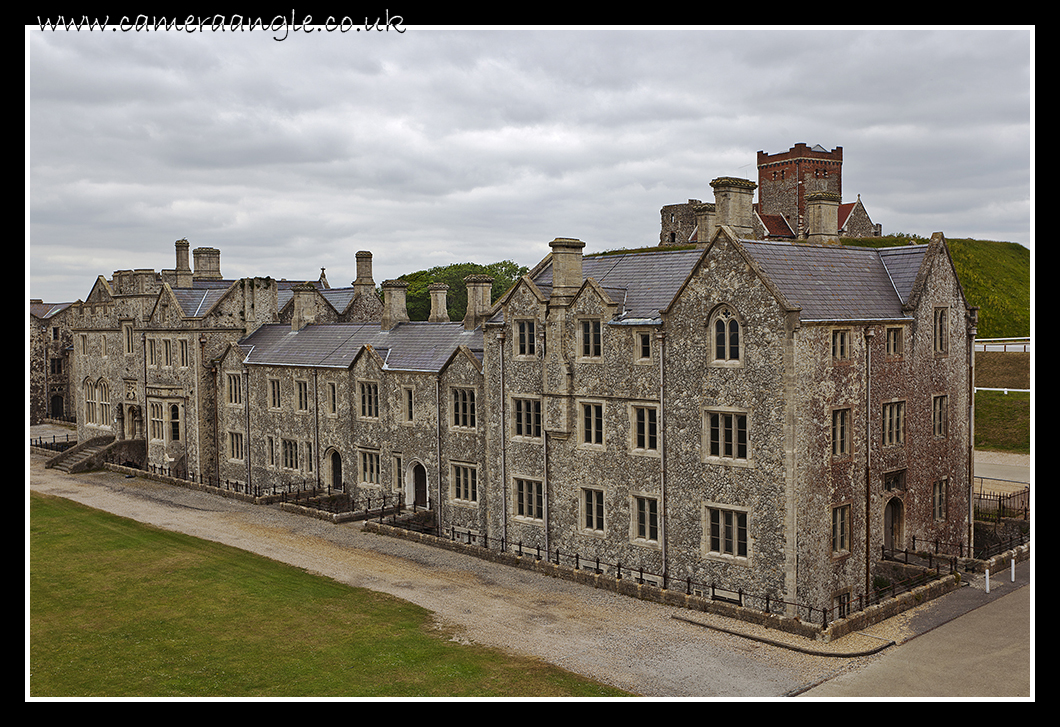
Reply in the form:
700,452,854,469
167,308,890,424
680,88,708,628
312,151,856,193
757,144,843,237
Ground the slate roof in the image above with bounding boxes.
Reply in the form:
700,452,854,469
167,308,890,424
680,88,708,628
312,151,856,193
531,248,704,322
239,321,484,372
30,301,73,319
740,240,927,321
172,288,229,317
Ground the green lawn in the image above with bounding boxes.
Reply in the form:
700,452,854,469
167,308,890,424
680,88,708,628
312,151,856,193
29,492,630,698
975,390,1031,455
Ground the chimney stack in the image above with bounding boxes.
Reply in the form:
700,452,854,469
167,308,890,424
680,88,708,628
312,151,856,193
193,247,222,280
805,191,841,245
693,202,716,246
710,177,757,239
354,251,375,296
428,283,450,322
462,275,494,331
548,238,585,304
290,282,319,332
381,279,410,331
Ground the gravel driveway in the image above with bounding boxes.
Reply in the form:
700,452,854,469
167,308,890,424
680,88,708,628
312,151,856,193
28,452,921,698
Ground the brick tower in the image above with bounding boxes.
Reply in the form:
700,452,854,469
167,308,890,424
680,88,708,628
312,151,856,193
757,143,843,238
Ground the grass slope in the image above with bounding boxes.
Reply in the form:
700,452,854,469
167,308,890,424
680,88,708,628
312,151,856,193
29,492,630,698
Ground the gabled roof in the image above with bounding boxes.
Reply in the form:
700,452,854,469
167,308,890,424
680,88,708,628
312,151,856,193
171,287,230,318
738,239,924,321
758,212,795,238
240,321,484,372
531,248,703,322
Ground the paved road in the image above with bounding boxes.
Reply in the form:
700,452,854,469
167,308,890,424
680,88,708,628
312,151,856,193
28,438,1032,699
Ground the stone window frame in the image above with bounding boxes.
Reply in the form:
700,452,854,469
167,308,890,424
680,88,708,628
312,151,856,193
702,502,750,563
226,373,242,406
933,307,950,356
228,431,244,462
578,318,603,360
579,399,606,450
359,448,381,485
179,339,189,368
512,395,542,440
708,304,743,367
701,405,750,466
515,318,538,358
450,462,479,505
402,386,415,423
296,379,310,412
831,502,852,557
932,394,949,439
634,329,654,364
268,378,282,410
581,487,606,536
831,407,851,459
513,476,544,522
327,382,338,417
629,403,660,456
149,402,164,441
122,322,135,355
886,326,905,359
831,328,851,363
450,387,477,430
359,380,380,420
933,478,949,521
631,493,660,548
882,400,906,447
282,438,299,470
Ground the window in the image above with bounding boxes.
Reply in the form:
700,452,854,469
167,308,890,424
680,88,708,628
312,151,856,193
403,387,414,422
80,334,88,356
50,358,62,375
933,479,948,521
97,382,110,427
297,380,309,411
582,403,604,446
515,478,543,520
180,340,189,367
361,450,380,484
52,326,60,341
583,488,605,533
452,464,478,503
886,327,904,357
634,496,659,542
227,374,242,405
933,308,949,354
328,382,338,415
712,307,740,363
638,332,652,361
517,320,536,356
514,398,542,438
707,506,748,558
452,388,476,429
832,504,851,555
933,395,948,438
123,323,134,354
147,338,156,366
581,319,602,358
163,339,172,367
706,411,747,461
393,455,403,491
634,406,658,452
282,439,299,469
832,408,850,458
306,442,313,472
360,382,379,419
169,404,180,441
267,437,275,466
882,401,905,446
149,403,164,440
83,381,96,425
228,432,244,461
832,329,850,361
269,379,281,409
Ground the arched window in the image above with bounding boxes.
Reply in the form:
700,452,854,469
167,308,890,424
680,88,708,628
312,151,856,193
170,404,180,441
97,380,111,428
83,380,96,424
711,306,741,363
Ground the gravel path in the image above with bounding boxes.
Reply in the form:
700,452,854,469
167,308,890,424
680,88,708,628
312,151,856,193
25,450,975,698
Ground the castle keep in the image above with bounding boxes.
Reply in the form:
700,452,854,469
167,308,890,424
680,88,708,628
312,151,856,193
44,149,975,619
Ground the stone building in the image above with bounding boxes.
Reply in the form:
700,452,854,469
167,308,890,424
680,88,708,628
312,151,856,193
54,172,972,618
659,143,881,246
30,299,75,423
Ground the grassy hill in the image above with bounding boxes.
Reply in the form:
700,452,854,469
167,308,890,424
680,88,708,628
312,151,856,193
842,235,1030,339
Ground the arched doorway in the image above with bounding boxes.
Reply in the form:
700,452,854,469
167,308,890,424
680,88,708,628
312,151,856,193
884,497,904,551
413,463,428,509
329,450,342,490
50,394,64,419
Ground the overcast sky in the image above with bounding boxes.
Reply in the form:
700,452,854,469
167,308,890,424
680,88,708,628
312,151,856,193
28,24,1033,303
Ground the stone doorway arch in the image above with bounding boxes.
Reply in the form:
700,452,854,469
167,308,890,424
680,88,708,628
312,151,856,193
327,450,343,490
412,462,428,509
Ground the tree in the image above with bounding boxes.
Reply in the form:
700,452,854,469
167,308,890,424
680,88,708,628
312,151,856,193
399,261,529,321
